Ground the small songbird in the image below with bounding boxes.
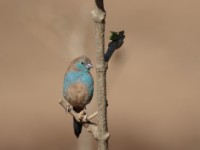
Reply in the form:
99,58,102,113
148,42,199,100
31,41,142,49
63,56,94,137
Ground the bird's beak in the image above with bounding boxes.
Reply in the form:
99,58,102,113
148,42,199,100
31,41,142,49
86,63,93,69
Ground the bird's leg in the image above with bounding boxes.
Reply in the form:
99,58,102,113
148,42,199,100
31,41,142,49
82,107,89,122
66,102,72,112
78,109,87,122
78,107,89,122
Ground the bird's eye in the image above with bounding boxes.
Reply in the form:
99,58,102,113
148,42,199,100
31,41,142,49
81,62,84,65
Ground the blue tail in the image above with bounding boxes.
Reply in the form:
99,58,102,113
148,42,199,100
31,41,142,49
73,117,82,138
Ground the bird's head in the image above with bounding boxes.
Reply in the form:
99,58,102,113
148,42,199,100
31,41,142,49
69,56,93,72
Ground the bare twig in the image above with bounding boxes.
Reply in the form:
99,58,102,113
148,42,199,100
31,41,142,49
87,111,98,120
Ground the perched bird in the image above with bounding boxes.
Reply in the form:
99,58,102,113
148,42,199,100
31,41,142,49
63,56,94,137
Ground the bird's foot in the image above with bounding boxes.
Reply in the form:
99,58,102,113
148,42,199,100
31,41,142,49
82,108,89,122
66,104,72,112
82,114,88,122
78,110,87,122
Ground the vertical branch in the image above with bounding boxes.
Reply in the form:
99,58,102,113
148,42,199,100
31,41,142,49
91,0,109,150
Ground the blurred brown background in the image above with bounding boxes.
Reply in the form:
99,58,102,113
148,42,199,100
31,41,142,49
0,0,200,150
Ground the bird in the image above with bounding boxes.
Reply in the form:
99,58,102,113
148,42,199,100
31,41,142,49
63,56,94,137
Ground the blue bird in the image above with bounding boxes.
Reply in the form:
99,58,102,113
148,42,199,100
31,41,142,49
63,56,94,137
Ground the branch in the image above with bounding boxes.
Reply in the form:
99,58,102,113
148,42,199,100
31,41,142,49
59,99,99,139
91,0,111,150
104,31,125,62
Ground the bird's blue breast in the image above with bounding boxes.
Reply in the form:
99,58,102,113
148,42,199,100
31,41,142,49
63,71,94,96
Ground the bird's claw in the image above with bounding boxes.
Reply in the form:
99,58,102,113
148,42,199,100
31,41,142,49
78,110,88,122
78,110,85,120
66,104,72,112
82,114,88,122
